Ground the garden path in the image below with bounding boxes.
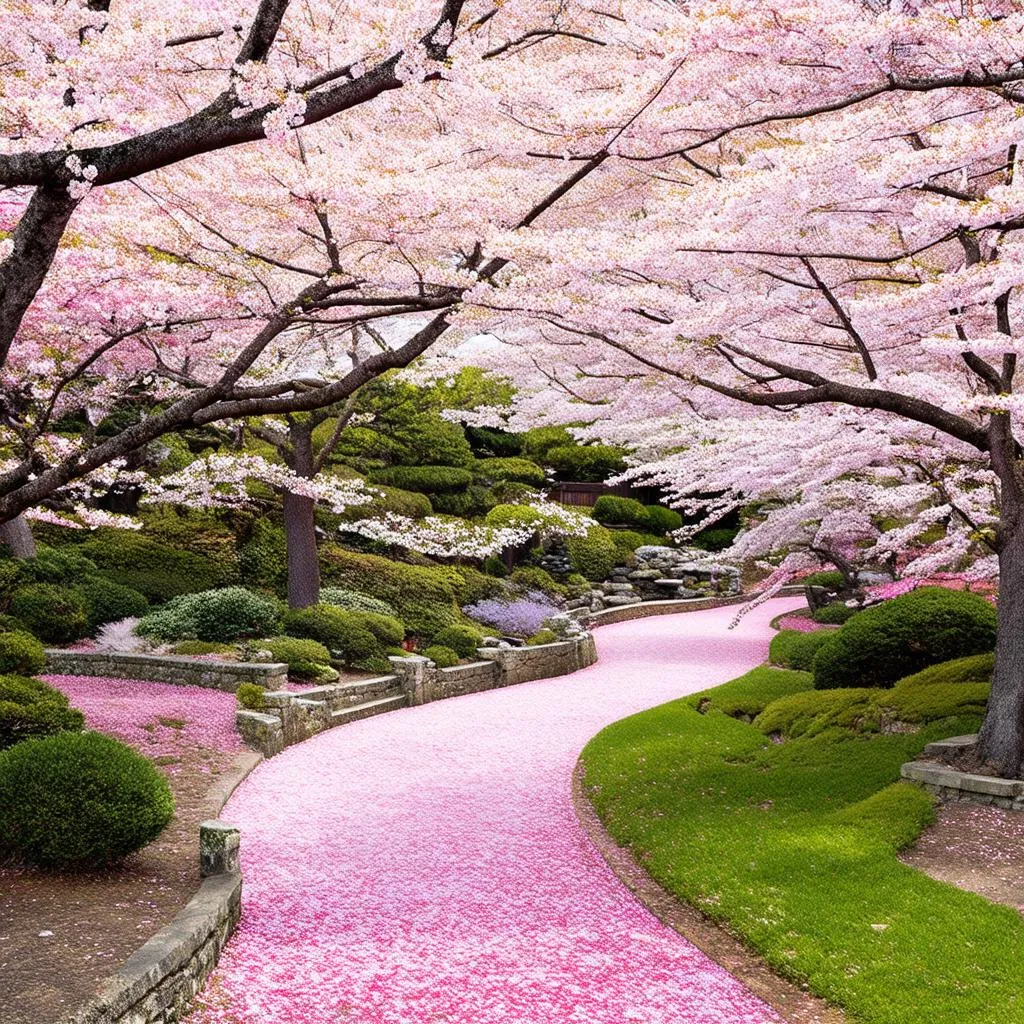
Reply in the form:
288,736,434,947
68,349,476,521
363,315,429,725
191,595,805,1024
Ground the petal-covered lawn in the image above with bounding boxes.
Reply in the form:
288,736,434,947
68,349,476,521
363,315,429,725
42,675,244,763
191,597,805,1024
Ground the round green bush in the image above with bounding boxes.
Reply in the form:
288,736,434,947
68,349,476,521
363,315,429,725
811,587,997,691
283,605,380,666
432,625,485,658
0,731,174,867
19,548,99,585
0,631,46,676
236,682,267,711
135,587,280,643
347,611,405,648
319,587,397,617
76,577,149,631
0,674,63,706
802,569,846,590
592,495,649,527
10,584,89,643
690,526,739,552
398,600,459,641
482,556,508,578
423,644,460,668
510,566,565,595
257,636,332,678
768,629,832,671
367,465,474,494
566,526,619,581
812,601,857,625
643,505,684,534
472,457,547,487
544,443,627,481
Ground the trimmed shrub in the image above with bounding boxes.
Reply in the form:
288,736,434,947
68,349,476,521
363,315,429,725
0,731,174,867
465,426,522,457
171,640,235,656
337,484,433,522
319,587,397,617
526,628,558,646
545,443,627,482
802,569,846,590
18,547,98,585
78,532,228,603
894,652,995,688
347,611,404,648
811,587,997,690
812,601,858,625
135,587,280,643
451,566,506,605
482,556,508,578
282,605,380,666
0,674,64,706
566,526,619,581
319,544,458,609
399,600,459,641
510,566,565,596
238,519,288,592
257,636,332,678
472,457,546,487
0,632,46,676
0,697,84,750
432,625,485,658
77,577,149,631
423,644,460,668
10,584,89,643
690,526,740,552
367,465,474,494
236,682,266,711
769,629,832,671
610,530,665,556
643,504,683,534
593,495,649,527
754,688,883,740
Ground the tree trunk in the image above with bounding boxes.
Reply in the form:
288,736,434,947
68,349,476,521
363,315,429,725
283,490,321,609
283,420,321,609
0,515,37,559
976,516,1024,778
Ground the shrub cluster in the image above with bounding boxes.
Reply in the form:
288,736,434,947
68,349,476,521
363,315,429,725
592,497,683,535
432,624,485,658
811,587,997,690
367,465,474,494
769,629,832,671
566,526,620,581
319,587,397,617
0,631,46,676
10,584,89,644
256,636,332,678
422,644,460,668
0,673,85,750
236,682,267,711
0,731,174,868
472,457,547,487
135,587,280,643
811,601,858,625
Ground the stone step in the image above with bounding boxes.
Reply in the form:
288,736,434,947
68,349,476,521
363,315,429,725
923,734,978,759
330,694,407,727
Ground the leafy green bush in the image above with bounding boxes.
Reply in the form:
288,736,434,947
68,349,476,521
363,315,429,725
432,625,484,658
76,577,149,631
472,457,546,487
769,629,833,671
367,465,474,494
238,519,288,592
319,587,397,617
18,547,98,585
0,731,174,867
399,600,459,640
510,566,565,595
643,505,684,534
257,636,332,678
337,483,433,522
0,673,83,752
465,425,522,457
346,611,404,648
171,640,235,656
545,443,627,481
811,588,997,690
566,525,620,581
802,569,846,590
482,556,508,578
10,584,89,643
526,628,558,646
592,495,649,527
78,531,228,602
0,632,46,676
894,652,995,688
427,485,493,517
423,644,460,668
0,674,62,705
135,587,281,643
320,544,458,608
812,601,857,625
282,605,380,666
236,682,267,711
690,526,740,552
754,688,883,740
451,566,506,605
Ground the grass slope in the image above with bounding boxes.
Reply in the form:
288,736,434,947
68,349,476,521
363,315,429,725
581,667,1024,1024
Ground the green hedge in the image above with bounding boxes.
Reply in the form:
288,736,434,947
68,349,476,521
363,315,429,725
432,624,485,658
0,731,174,867
367,465,474,494
282,605,380,667
10,584,89,643
319,587,397,617
812,601,858,625
135,587,280,643
895,652,994,688
472,457,546,487
592,496,649,527
768,629,833,671
256,636,332,678
812,587,997,690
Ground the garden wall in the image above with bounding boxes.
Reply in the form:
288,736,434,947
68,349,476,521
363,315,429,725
44,649,289,692
238,633,599,758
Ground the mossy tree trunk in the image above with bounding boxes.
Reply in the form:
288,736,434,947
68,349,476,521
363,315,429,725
283,420,321,610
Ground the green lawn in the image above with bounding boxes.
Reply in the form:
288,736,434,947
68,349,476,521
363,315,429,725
580,666,1024,1024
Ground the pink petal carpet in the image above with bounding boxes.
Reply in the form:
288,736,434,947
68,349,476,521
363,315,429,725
192,596,806,1024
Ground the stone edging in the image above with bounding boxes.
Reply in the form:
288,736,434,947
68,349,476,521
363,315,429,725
44,649,289,693
571,763,847,1024
64,750,262,1024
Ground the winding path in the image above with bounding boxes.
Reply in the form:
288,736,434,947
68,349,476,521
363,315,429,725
192,596,805,1024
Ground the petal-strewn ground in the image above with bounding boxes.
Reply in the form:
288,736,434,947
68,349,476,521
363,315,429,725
192,597,805,1024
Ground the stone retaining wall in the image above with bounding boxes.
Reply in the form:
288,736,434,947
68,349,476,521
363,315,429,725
45,649,288,692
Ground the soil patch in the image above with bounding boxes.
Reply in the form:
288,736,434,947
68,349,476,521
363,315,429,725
900,801,1024,914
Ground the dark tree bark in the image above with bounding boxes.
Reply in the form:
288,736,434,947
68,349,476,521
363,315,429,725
283,420,320,609
0,515,37,559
